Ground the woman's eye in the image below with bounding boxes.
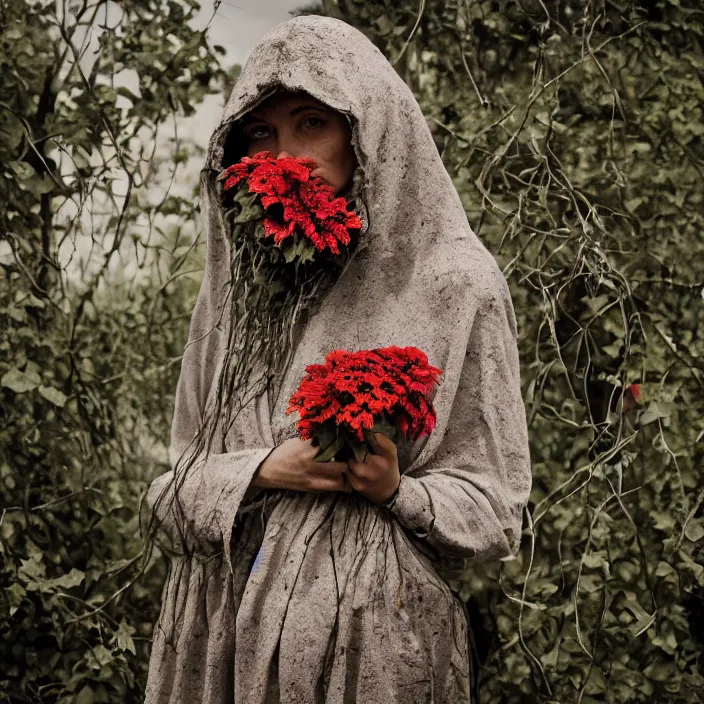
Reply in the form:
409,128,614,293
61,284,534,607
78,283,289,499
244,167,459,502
302,116,325,130
247,125,270,139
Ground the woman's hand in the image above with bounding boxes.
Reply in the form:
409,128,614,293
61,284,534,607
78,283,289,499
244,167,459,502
252,437,352,494
346,431,401,505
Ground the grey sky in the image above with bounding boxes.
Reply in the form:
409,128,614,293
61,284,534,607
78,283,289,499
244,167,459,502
199,0,307,64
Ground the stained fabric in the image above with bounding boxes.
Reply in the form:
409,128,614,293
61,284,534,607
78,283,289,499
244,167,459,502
145,14,532,704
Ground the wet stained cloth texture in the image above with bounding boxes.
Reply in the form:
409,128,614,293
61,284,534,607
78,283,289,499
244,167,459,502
145,14,532,704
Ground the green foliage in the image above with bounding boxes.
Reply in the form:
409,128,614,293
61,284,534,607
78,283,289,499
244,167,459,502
317,0,704,701
4,0,703,700
0,0,225,700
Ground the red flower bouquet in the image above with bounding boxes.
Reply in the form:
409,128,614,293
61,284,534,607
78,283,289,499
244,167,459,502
286,346,444,463
218,151,362,265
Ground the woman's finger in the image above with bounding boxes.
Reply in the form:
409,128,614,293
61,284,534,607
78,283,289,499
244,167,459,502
344,469,364,492
309,460,349,478
347,459,374,481
308,475,352,493
375,431,398,457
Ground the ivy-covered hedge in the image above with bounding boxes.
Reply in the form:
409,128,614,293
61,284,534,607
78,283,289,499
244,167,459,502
316,0,704,701
3,0,703,701
0,1,222,700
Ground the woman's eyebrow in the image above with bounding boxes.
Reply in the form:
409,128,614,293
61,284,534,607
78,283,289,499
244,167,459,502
289,104,330,116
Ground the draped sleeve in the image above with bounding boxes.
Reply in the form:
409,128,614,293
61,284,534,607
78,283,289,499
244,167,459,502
146,172,275,557
388,277,532,563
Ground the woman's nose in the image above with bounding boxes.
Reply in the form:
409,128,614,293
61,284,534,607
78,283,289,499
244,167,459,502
276,132,302,159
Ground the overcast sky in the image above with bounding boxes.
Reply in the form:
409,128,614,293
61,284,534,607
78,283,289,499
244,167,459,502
199,0,308,64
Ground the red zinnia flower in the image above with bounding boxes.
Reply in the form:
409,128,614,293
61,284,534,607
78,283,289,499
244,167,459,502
286,346,443,446
219,151,362,258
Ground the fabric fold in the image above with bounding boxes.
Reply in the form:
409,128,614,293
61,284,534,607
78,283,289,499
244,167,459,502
147,447,274,555
388,283,529,563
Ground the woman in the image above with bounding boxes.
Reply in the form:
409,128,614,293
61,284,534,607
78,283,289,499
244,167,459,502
146,14,532,704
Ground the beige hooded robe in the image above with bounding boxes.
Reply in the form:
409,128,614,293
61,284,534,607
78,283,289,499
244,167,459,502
145,15,532,704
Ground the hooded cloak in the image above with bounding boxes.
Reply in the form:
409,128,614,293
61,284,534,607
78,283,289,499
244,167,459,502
145,15,532,704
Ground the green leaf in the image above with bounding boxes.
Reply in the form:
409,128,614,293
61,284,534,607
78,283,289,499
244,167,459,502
75,687,94,704
1,367,40,393
234,203,263,223
584,666,606,695
314,435,345,462
294,237,317,264
10,161,35,180
371,414,399,442
234,188,258,208
639,401,671,426
684,518,704,543
7,583,26,616
39,568,85,592
540,643,560,668
253,221,267,242
3,305,26,322
116,619,136,655
623,599,655,635
316,423,338,449
39,385,68,407
26,173,55,196
92,644,113,668
344,429,369,464
655,561,676,578
18,293,45,309
18,554,46,583
282,242,297,263
643,661,673,682
582,551,607,570
231,187,263,223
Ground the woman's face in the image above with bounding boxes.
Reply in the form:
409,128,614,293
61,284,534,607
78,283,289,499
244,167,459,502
240,92,357,195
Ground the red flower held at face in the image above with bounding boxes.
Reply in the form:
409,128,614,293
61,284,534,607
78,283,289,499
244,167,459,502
286,347,444,458
219,151,362,256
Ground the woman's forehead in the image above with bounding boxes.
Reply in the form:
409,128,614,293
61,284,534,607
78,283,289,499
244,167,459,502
246,91,331,120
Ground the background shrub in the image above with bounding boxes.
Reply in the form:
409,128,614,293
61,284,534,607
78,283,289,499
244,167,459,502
0,0,222,699
2,0,703,701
